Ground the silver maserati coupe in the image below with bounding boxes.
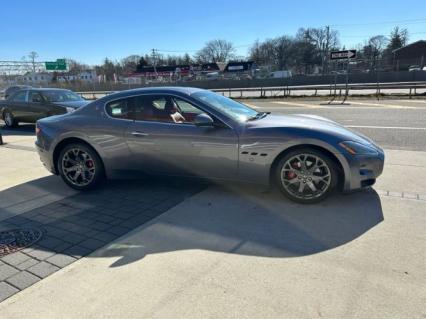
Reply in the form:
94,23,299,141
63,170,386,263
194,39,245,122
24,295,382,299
35,87,384,204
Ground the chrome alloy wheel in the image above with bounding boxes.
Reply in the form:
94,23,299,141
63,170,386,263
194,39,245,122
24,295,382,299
280,154,331,200
61,148,96,187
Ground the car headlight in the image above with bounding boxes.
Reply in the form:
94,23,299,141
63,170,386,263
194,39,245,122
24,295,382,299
339,141,378,155
65,107,75,113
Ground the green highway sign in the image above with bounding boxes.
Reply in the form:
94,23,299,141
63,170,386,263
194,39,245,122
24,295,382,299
45,59,67,71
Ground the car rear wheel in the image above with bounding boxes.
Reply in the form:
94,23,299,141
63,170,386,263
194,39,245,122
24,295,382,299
275,148,338,204
58,143,104,190
3,111,18,128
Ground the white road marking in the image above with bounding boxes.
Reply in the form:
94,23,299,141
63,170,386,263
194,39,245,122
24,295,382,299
271,101,319,108
346,125,426,130
398,99,426,104
348,101,415,109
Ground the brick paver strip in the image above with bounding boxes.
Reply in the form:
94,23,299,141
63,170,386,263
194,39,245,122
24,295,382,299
0,264,20,281
0,179,206,303
15,258,39,271
1,252,30,266
0,282,19,303
6,271,40,290
25,247,55,261
46,254,77,268
27,261,60,278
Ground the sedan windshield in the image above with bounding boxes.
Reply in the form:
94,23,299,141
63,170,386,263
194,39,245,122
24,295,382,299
192,91,259,122
42,90,84,102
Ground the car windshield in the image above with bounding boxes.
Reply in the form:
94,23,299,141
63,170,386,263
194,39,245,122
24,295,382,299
192,91,259,122
42,90,83,102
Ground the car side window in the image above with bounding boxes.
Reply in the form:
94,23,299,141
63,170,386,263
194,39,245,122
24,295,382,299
131,95,215,124
105,97,134,120
173,97,204,123
151,97,167,110
132,95,184,124
11,91,27,102
30,92,43,103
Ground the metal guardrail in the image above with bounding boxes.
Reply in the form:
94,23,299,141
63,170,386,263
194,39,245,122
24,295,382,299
76,81,426,100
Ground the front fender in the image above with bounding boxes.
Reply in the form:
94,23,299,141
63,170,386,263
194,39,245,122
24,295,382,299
238,137,351,188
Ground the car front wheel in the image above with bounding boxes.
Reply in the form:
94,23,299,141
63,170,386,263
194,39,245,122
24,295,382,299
58,143,104,190
275,148,339,204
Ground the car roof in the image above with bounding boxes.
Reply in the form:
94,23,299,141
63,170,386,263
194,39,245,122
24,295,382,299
6,85,31,90
111,86,205,98
29,88,72,92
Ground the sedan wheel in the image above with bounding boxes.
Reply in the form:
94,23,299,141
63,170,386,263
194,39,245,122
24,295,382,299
276,149,338,204
58,143,104,190
3,111,17,127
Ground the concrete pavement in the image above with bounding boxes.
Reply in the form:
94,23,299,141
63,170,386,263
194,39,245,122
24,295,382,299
0,182,424,318
0,144,425,318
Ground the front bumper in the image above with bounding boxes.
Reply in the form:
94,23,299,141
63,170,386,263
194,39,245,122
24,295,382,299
343,148,385,192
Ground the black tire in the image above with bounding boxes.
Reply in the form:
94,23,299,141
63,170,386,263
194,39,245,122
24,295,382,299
274,148,339,204
3,110,18,128
58,143,104,191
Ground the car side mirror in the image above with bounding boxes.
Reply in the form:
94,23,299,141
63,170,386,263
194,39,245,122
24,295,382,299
194,113,214,127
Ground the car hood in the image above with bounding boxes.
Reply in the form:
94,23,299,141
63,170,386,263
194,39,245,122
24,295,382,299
52,100,91,109
248,113,377,146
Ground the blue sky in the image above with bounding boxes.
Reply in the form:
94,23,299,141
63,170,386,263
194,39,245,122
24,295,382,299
1,0,426,65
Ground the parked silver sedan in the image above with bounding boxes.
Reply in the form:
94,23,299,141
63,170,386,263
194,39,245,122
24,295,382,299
35,87,384,203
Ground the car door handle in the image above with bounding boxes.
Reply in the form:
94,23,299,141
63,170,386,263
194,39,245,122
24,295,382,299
131,131,149,137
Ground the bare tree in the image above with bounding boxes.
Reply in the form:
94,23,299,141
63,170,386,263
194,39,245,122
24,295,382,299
28,51,39,73
67,59,90,76
121,55,141,74
249,38,277,67
21,51,39,73
301,27,340,73
274,36,295,69
363,35,388,68
195,39,236,63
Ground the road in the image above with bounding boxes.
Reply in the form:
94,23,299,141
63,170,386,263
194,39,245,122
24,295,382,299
242,98,426,151
224,87,426,99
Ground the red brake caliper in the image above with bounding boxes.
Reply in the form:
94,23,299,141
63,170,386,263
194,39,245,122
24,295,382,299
286,162,300,179
86,160,94,168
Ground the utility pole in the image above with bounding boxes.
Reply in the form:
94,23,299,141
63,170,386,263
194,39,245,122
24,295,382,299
324,26,330,74
151,49,158,78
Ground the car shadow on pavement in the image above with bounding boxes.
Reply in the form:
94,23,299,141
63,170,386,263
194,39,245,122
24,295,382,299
96,183,384,267
0,175,383,272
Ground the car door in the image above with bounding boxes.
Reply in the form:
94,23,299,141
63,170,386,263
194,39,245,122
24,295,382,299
6,90,29,120
27,91,50,121
125,94,239,179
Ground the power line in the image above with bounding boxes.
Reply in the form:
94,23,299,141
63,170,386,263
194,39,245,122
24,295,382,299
155,43,252,53
330,17,426,27
340,31,426,39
